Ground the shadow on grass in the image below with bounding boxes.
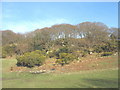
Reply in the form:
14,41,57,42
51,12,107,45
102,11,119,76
83,78,118,88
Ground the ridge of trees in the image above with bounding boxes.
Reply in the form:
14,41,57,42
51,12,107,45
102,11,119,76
1,21,119,67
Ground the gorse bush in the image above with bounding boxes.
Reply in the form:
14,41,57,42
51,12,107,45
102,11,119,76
93,43,118,53
48,51,55,58
2,50,7,58
56,53,76,66
54,47,79,66
55,47,72,58
16,50,46,68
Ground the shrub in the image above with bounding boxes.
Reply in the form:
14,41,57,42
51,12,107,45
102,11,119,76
16,50,46,68
101,52,113,56
75,50,88,57
34,50,46,56
81,50,89,57
56,53,76,66
93,43,117,53
93,46,103,53
55,59,65,66
3,44,17,57
2,50,7,58
48,52,55,58
55,47,72,57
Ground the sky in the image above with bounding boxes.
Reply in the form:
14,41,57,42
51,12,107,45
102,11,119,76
1,2,118,33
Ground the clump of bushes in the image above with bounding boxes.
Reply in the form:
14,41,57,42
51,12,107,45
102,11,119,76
81,49,90,57
93,43,117,54
101,52,113,56
47,50,56,58
54,47,72,57
56,53,77,66
2,44,17,57
2,50,7,58
47,47,73,58
74,50,89,58
46,47,78,66
93,45,103,53
16,50,46,68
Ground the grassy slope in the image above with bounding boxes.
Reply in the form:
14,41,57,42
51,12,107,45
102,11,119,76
2,56,119,88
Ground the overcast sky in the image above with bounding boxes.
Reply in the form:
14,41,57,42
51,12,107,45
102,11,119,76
1,2,118,33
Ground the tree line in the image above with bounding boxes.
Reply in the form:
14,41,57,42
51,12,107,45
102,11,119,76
1,21,119,67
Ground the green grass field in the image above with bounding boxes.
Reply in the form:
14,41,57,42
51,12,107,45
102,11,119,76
1,56,119,88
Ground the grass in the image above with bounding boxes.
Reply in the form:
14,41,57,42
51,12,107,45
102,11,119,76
2,69,118,88
88,55,118,69
1,56,119,88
